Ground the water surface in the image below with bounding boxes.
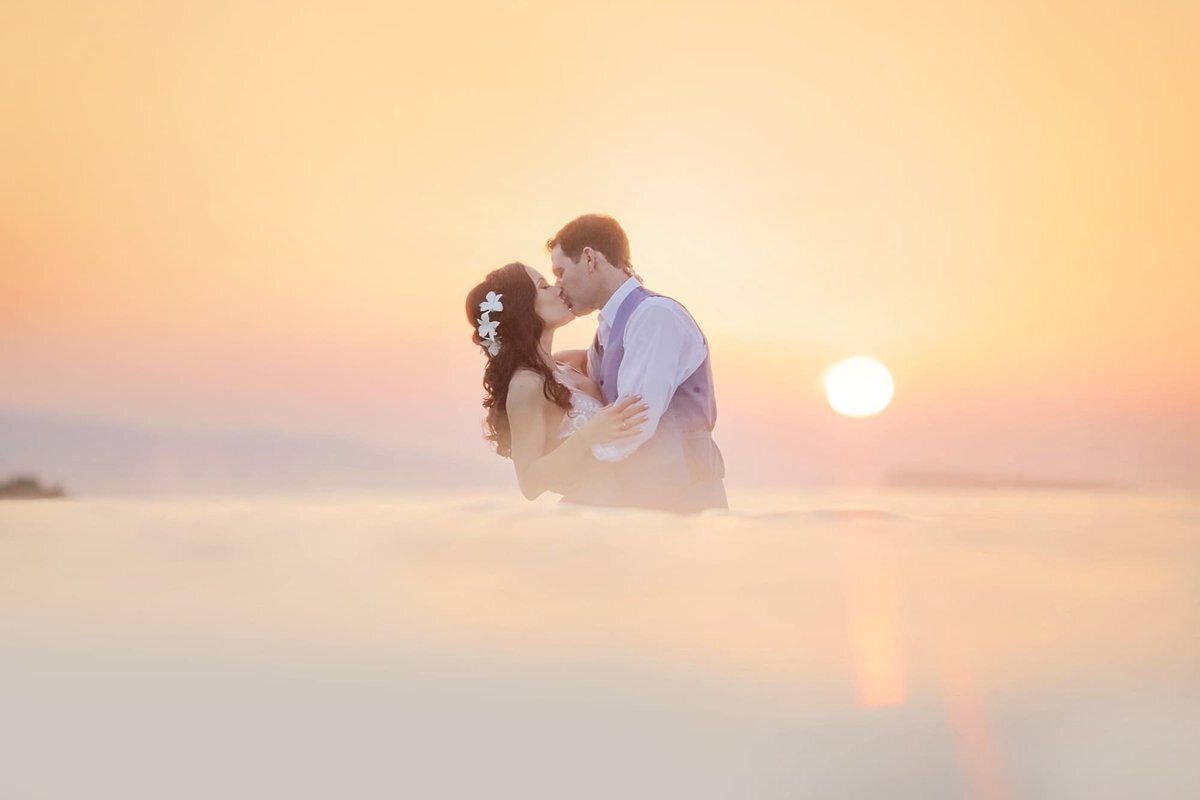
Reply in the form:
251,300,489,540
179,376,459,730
2,490,1197,798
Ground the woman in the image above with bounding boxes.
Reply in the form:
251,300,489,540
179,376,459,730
465,262,648,501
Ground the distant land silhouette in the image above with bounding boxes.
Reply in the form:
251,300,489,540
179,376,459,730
0,474,66,499
0,411,508,496
1,411,1186,497
886,470,1131,492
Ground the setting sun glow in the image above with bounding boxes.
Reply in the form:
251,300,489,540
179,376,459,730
825,357,895,418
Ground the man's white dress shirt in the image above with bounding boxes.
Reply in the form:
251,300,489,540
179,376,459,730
588,277,708,462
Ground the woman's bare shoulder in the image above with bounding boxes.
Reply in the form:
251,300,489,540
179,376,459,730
506,369,548,406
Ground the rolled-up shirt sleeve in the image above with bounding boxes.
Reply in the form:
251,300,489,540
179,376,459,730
592,300,707,462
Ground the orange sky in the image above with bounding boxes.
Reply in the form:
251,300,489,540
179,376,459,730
3,0,1197,488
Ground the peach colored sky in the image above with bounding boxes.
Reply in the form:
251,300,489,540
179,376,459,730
3,1,1197,487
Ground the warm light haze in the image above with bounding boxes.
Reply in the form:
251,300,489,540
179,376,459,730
3,6,1199,797
3,0,1197,493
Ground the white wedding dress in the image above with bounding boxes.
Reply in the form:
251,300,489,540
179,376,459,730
552,363,623,506
556,364,604,440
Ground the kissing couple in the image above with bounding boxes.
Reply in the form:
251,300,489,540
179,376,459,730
465,214,726,514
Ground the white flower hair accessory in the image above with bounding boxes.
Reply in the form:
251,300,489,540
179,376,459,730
479,291,504,314
476,310,501,356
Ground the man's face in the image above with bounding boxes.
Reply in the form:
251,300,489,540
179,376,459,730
550,244,596,315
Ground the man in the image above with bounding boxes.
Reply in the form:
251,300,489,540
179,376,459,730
548,213,727,513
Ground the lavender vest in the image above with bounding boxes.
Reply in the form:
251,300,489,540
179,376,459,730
574,286,727,514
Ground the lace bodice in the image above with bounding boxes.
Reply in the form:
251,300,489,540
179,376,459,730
556,365,604,440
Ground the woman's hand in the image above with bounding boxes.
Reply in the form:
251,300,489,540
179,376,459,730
580,395,649,447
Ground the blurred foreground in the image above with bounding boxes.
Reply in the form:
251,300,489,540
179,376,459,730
2,490,1198,798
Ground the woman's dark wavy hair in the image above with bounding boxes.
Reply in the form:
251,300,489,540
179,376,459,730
466,262,570,458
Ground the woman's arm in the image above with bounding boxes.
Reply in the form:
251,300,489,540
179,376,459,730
506,371,646,500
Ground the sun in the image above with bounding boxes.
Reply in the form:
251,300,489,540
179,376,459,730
824,357,895,417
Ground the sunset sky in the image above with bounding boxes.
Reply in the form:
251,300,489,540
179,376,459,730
3,0,1197,490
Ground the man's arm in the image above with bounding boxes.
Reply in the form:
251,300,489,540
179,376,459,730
592,301,706,462
551,349,588,374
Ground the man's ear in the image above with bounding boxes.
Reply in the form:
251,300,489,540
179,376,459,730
582,246,595,272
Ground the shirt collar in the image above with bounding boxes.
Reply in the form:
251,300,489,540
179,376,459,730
597,276,642,334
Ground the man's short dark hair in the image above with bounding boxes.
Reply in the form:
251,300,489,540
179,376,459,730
546,214,632,271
